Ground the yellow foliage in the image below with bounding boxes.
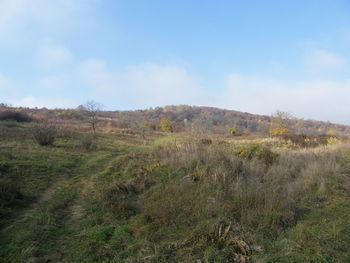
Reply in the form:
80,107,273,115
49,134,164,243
229,127,236,135
160,118,171,132
327,137,341,145
270,127,291,136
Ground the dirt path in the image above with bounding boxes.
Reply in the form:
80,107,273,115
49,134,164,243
1,149,130,262
1,180,62,234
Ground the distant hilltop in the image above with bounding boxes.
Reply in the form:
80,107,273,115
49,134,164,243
1,104,349,136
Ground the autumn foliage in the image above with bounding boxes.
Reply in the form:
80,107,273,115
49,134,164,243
160,118,172,132
270,127,292,136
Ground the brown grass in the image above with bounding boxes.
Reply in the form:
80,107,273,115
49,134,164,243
138,140,346,245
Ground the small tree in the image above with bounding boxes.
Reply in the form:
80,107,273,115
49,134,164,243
83,100,103,136
229,127,236,135
160,118,171,132
270,110,293,136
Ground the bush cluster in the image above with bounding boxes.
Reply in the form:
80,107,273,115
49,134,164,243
233,144,279,166
279,134,334,148
0,110,33,122
79,135,95,151
32,123,57,146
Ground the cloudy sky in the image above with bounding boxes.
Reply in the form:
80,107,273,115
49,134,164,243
1,0,350,124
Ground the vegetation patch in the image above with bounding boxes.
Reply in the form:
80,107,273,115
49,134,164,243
233,144,279,166
32,123,58,146
0,120,349,262
0,110,33,122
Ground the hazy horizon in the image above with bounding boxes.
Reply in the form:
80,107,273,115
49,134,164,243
1,0,350,124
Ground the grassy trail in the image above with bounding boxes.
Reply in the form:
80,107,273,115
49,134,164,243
1,180,62,234
0,136,137,262
43,151,125,262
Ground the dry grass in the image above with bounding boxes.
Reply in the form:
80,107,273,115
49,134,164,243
1,127,348,262
121,140,348,261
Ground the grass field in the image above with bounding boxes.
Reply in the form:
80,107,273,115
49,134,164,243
0,122,349,263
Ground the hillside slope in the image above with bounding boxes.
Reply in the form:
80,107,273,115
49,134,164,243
2,105,350,136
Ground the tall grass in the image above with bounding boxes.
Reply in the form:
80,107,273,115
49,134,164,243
147,141,344,259
4,129,346,262
85,139,348,262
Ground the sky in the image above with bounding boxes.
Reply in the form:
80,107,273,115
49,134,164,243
1,0,350,124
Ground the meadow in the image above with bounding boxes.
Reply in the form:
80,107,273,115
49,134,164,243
0,120,349,263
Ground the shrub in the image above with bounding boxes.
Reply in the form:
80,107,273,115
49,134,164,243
80,135,95,151
270,127,291,136
279,134,332,148
327,136,341,145
229,127,237,135
0,110,33,122
233,144,279,166
32,123,57,146
200,138,212,145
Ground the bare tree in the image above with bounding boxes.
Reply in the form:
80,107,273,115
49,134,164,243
271,110,293,129
83,100,103,136
269,110,294,136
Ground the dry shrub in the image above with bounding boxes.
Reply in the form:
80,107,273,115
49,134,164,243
199,138,213,145
32,123,57,146
80,135,95,151
278,134,333,148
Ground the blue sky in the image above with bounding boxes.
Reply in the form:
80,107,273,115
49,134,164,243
1,0,350,124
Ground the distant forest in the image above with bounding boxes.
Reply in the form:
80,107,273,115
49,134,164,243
1,104,349,136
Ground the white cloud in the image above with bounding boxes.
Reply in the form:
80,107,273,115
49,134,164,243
0,0,88,41
78,59,115,91
36,40,73,66
78,60,209,108
304,49,345,72
0,73,75,108
5,58,350,124
12,96,76,109
216,73,350,124
215,74,286,114
77,59,350,123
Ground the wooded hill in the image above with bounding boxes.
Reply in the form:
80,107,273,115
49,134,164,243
1,104,349,136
